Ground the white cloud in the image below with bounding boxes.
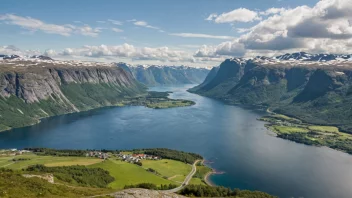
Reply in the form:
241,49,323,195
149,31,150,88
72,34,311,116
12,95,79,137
55,44,194,63
0,14,101,37
74,25,101,37
194,40,246,57
111,28,123,33
0,14,72,36
259,8,287,16
133,20,162,31
207,8,261,23
43,49,57,56
198,0,352,57
0,45,40,56
170,33,235,40
205,13,218,21
236,28,251,33
108,19,123,25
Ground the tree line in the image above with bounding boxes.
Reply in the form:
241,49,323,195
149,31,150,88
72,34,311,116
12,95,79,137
178,185,277,198
131,148,203,164
25,164,114,188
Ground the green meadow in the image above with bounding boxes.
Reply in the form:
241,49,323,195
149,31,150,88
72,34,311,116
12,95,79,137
89,159,177,189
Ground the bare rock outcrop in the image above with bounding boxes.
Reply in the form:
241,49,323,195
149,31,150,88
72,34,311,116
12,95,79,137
110,188,187,198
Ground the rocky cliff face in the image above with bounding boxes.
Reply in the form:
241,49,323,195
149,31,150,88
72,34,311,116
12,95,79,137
190,57,352,132
0,60,145,131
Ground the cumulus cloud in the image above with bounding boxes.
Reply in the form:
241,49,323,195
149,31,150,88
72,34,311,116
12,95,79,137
54,44,194,63
198,0,352,57
0,45,40,56
0,14,101,37
207,8,261,23
170,33,234,40
43,49,57,57
259,8,287,16
194,40,246,57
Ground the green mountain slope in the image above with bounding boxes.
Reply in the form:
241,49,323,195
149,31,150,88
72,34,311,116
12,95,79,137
0,61,146,131
190,58,352,133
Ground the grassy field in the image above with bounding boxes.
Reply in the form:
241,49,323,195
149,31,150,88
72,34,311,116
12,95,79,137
271,114,301,123
190,164,212,186
308,126,339,133
263,114,352,154
273,126,309,133
0,153,196,190
141,159,191,183
0,153,103,170
90,159,176,189
146,100,195,109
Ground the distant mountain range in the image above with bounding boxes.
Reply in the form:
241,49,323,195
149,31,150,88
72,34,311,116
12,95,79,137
117,63,210,86
273,52,352,62
190,52,352,133
1,54,53,60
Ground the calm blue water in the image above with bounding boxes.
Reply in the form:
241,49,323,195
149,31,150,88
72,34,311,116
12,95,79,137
1,85,352,198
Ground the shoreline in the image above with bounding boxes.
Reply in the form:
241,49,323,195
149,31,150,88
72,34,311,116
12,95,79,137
201,160,217,187
204,171,216,187
0,92,195,133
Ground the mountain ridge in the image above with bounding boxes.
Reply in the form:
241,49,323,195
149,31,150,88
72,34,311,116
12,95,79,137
0,59,146,132
190,52,352,133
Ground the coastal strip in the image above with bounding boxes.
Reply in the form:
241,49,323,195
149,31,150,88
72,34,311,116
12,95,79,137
204,171,216,186
202,160,218,187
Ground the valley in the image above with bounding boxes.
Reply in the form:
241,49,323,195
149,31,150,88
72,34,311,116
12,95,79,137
117,63,210,86
2,53,352,198
2,0,352,197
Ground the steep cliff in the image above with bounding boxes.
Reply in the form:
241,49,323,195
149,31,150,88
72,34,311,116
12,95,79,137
0,60,146,131
189,67,219,92
117,63,209,86
190,57,352,132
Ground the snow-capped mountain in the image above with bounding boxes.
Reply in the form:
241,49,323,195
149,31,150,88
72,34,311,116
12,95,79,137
30,55,54,60
1,54,53,60
3,54,21,60
274,52,352,62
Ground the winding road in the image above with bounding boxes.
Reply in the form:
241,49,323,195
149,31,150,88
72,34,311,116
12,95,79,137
161,159,201,193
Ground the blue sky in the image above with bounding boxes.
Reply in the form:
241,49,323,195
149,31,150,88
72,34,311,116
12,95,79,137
1,0,351,66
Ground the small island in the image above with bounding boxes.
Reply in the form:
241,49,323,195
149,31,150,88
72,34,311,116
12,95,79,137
120,91,196,109
260,114,352,154
0,148,275,198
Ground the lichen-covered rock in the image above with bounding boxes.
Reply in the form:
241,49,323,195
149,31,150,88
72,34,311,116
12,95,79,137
111,188,187,198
